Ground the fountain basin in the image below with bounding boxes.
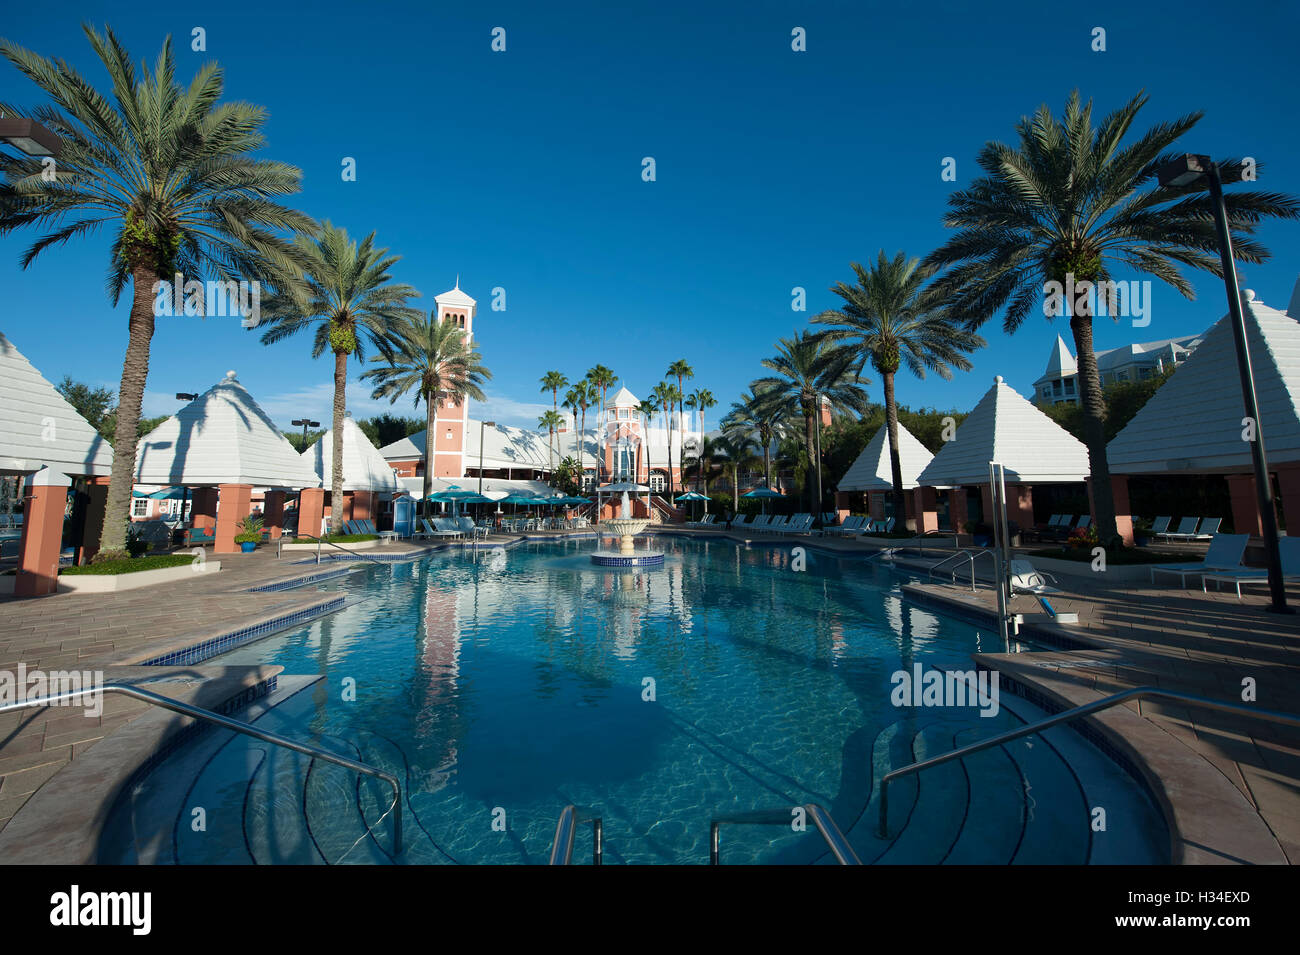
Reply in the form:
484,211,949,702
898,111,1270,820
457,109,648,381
592,518,665,567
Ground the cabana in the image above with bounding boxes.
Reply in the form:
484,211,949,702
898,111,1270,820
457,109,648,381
915,376,1090,535
834,422,934,527
1107,285,1300,540
0,331,114,595
301,415,399,534
135,371,319,552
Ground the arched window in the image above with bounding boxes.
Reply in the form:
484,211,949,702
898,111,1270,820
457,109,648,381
649,470,667,493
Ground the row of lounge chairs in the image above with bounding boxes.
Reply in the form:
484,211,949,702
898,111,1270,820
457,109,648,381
729,513,816,535
1150,533,1300,597
824,515,895,537
1148,516,1220,542
413,517,490,542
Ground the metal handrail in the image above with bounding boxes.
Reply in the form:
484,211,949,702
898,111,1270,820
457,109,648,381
878,685,1300,837
291,532,390,567
548,805,603,865
926,548,993,592
0,683,402,854
710,803,861,864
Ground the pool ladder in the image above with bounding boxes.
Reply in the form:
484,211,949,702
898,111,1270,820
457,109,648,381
927,548,994,592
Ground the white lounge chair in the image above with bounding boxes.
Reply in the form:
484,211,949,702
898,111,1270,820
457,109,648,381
1150,534,1250,587
1202,537,1300,598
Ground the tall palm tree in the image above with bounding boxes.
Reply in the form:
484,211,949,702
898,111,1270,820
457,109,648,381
923,90,1299,545
687,388,716,442
754,331,872,513
540,371,568,422
562,386,582,469
814,251,985,521
538,410,564,479
665,361,693,497
261,223,420,533
653,381,682,501
682,435,722,497
722,384,790,489
362,313,491,518
574,379,598,487
0,26,315,556
586,365,617,479
636,397,658,490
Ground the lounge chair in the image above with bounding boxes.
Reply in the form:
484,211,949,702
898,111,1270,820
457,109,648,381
419,518,461,540
730,513,749,528
1147,516,1172,539
785,514,815,535
1156,516,1199,542
1150,534,1250,587
455,517,488,540
1202,537,1300,598
761,515,790,534
749,515,771,530
827,515,865,537
1191,517,1221,541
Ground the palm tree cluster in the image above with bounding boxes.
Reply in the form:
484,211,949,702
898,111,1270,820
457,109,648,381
0,26,493,547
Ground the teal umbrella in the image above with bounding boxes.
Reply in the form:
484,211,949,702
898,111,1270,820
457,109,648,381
741,485,786,515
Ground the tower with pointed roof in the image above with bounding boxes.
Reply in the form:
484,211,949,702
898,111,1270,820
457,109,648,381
429,279,477,478
605,385,644,482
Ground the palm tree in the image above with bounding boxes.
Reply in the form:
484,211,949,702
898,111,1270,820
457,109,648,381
574,379,598,488
686,388,716,445
586,365,617,478
682,434,722,497
714,430,761,509
923,90,1300,545
562,386,582,469
754,331,872,513
637,397,659,491
653,381,682,501
0,26,316,556
540,371,568,423
261,224,420,533
722,384,790,489
538,410,564,479
814,251,985,521
665,361,693,497
362,313,491,518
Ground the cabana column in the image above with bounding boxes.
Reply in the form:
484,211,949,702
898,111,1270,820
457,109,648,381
1227,474,1265,538
912,486,939,533
299,488,326,539
14,467,71,597
263,490,286,540
215,484,252,554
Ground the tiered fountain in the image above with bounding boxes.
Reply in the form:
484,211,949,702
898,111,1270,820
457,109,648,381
591,482,665,567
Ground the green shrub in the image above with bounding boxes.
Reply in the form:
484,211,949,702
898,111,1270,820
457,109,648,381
62,554,193,575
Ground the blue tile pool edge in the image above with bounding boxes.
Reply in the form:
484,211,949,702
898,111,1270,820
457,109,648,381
140,597,347,667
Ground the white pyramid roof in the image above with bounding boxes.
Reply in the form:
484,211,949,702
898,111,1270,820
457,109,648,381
1043,335,1076,377
0,330,114,477
610,386,639,407
838,421,933,492
304,416,398,492
917,376,1091,485
134,371,319,488
434,281,475,309
1108,288,1300,474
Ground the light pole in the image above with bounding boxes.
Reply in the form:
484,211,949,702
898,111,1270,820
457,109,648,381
478,420,496,497
0,115,62,157
291,418,320,450
173,393,199,527
1158,154,1289,613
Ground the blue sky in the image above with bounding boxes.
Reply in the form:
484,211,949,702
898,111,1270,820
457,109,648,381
3,0,1299,435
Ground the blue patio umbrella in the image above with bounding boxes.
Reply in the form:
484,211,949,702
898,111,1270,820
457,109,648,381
428,484,490,516
741,485,786,515
132,487,187,499
675,490,710,518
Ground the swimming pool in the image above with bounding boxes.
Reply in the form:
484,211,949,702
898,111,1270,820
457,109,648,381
102,537,1168,864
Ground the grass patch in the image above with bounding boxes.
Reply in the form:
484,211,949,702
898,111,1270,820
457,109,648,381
61,554,194,575
1027,546,1187,565
291,533,378,544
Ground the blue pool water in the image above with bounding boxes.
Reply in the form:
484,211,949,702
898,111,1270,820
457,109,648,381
103,537,1169,864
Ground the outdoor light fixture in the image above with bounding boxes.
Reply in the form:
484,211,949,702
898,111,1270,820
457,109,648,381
0,116,62,157
176,392,197,401
1156,153,1289,612
478,420,496,496
291,418,321,448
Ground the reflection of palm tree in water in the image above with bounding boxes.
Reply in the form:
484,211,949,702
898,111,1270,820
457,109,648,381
414,575,465,793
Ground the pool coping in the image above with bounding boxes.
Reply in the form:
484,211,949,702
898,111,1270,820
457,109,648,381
901,581,1289,865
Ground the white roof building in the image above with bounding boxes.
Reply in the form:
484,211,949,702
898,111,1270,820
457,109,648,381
1031,331,1203,406
1108,287,1300,474
134,371,320,488
0,330,114,478
380,420,558,471
303,416,398,492
838,422,933,492
917,376,1091,486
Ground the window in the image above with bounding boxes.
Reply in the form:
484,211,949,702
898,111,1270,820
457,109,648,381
132,499,148,518
649,471,666,493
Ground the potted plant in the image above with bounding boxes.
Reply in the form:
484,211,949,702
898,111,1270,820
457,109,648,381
1132,517,1153,547
234,515,264,553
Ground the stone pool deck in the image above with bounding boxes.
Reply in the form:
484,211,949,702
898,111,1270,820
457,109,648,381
2,525,1298,864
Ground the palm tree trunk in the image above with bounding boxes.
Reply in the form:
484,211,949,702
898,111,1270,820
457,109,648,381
1070,312,1119,544
804,401,817,513
423,396,437,520
579,405,587,475
98,264,158,556
330,350,347,535
883,371,907,523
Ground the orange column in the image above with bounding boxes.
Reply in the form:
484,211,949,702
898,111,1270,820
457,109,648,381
1110,476,1135,545
911,487,938,533
1005,483,1036,533
1226,474,1264,537
191,487,218,531
15,468,71,598
948,486,968,533
299,487,325,539
263,490,286,540
834,491,850,522
215,483,252,554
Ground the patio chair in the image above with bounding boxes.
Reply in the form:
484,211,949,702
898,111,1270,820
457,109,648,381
1156,516,1199,542
1191,517,1221,540
762,515,790,533
1147,516,1172,539
456,517,488,541
1009,559,1062,595
1202,537,1300,598
730,513,749,528
827,515,865,537
785,514,815,535
1150,534,1250,587
749,514,771,529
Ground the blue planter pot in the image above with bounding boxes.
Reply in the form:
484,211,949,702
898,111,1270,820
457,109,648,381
239,541,257,553
973,534,992,547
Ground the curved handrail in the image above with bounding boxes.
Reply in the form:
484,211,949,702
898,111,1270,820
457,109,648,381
548,805,603,865
878,685,1300,837
290,532,390,567
710,803,861,865
0,683,402,855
